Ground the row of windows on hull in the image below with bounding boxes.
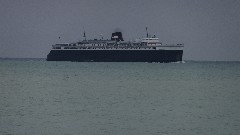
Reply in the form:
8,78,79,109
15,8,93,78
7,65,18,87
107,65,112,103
54,47,157,50
55,43,161,47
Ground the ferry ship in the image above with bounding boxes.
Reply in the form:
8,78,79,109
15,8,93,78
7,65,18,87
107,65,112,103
47,31,184,62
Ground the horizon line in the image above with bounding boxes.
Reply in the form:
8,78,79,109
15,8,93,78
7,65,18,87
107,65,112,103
0,57,240,62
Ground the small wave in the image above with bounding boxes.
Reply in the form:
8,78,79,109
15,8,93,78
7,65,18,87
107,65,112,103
145,61,186,64
171,61,186,64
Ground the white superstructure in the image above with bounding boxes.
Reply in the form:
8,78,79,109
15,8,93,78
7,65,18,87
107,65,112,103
52,37,183,51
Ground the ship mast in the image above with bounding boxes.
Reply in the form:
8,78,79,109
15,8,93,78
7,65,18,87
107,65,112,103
83,30,86,41
146,27,149,38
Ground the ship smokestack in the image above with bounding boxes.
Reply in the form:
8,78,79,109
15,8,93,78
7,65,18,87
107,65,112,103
111,32,124,41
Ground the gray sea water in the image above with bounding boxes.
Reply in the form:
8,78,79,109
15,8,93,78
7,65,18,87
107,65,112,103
0,59,240,135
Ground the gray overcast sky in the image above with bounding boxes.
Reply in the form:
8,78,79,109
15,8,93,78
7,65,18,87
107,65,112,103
0,0,240,61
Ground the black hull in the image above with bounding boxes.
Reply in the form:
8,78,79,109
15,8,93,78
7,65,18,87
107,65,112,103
47,50,183,62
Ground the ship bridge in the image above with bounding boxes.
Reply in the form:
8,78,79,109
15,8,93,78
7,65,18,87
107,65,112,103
141,38,162,46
